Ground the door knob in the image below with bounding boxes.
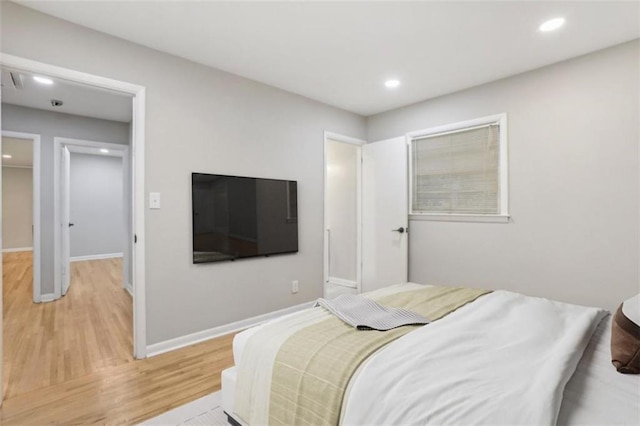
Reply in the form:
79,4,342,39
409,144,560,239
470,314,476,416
392,227,405,234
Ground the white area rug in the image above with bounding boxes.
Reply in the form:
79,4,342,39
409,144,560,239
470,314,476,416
139,392,228,425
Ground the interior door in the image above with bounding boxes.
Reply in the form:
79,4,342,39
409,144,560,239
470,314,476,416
362,137,408,293
61,146,71,296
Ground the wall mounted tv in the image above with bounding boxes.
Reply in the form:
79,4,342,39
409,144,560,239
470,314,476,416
192,173,298,264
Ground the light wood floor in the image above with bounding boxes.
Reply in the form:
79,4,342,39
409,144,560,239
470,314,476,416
2,251,133,399
1,251,235,424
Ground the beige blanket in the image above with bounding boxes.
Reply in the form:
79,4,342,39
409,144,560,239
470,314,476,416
268,285,490,426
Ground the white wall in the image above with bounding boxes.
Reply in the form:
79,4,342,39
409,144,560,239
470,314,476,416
1,104,130,294
69,153,124,258
1,166,33,250
0,2,366,344
367,41,639,311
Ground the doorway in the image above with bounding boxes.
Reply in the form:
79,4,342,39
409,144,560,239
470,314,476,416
323,133,410,298
54,138,131,299
323,132,365,299
0,54,147,404
1,131,41,302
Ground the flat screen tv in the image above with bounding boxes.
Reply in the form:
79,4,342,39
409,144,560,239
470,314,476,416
192,173,298,264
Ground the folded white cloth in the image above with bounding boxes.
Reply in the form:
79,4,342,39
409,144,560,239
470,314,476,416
315,294,430,330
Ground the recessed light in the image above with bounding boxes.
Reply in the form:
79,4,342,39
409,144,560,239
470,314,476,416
539,17,565,32
385,79,400,88
33,76,54,85
100,149,110,154
2,154,12,159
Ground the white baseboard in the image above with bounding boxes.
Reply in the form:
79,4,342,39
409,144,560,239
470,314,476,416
146,301,315,357
124,283,133,297
70,252,123,262
327,277,358,288
2,247,33,253
40,293,57,303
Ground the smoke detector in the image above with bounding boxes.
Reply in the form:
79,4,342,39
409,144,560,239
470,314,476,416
50,99,64,107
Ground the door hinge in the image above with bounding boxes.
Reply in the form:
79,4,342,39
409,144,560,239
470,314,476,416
134,234,137,244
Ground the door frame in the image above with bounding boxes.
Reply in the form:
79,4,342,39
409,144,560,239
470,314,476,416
0,53,148,365
323,131,366,294
1,130,42,303
53,137,130,298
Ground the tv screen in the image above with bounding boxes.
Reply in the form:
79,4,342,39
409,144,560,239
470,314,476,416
192,173,298,263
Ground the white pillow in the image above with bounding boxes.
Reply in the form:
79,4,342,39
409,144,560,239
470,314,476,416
622,294,640,325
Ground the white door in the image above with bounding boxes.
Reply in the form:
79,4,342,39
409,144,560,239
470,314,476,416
362,137,408,293
61,146,71,296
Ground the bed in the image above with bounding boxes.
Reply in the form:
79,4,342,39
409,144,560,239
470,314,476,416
221,283,640,425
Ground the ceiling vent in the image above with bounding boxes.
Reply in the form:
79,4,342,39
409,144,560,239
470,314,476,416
9,72,25,90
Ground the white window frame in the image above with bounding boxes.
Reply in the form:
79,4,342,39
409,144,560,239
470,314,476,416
407,113,509,223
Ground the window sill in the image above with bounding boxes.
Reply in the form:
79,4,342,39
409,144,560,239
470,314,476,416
409,214,510,223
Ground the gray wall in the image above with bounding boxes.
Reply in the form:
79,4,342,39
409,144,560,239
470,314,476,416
0,104,130,294
0,2,366,344
69,153,124,258
367,40,639,312
2,166,33,249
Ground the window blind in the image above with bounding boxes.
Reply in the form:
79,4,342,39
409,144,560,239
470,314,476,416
411,124,500,215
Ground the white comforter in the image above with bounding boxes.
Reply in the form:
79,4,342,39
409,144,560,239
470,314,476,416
341,290,606,426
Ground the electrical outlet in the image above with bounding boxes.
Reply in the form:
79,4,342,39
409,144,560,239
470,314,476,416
149,192,161,209
291,280,299,294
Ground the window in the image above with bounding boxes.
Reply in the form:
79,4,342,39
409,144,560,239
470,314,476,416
409,114,508,222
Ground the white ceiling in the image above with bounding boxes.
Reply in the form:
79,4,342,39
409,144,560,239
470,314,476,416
17,1,640,116
2,137,33,167
1,68,132,122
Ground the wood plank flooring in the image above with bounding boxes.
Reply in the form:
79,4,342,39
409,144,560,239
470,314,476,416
0,332,235,425
2,251,133,399
1,251,235,424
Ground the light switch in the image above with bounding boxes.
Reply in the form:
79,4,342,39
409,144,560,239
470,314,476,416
149,192,161,209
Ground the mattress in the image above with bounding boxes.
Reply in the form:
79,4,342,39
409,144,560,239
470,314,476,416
233,324,262,366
